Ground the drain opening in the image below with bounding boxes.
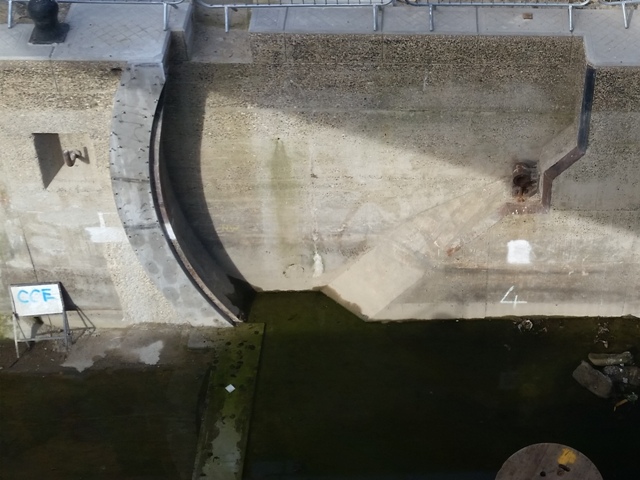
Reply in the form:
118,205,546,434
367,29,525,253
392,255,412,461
512,161,539,201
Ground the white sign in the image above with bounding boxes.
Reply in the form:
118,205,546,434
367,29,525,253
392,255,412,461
10,283,64,317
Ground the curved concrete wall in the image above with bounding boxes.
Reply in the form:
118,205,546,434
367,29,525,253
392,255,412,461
109,62,238,327
162,32,640,321
1,30,638,326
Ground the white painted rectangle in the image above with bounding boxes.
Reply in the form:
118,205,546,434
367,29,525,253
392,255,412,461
10,283,64,317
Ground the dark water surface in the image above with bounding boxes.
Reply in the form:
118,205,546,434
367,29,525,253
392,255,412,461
0,353,210,479
245,292,640,480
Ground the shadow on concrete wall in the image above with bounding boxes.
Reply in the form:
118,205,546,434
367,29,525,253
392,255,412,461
160,37,640,317
161,70,256,317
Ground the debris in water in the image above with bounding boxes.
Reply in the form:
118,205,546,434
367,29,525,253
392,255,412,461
614,392,638,412
588,351,633,367
517,319,533,332
572,361,613,398
225,384,236,393
603,365,640,387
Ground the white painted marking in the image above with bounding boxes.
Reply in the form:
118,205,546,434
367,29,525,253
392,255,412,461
312,252,324,278
134,340,163,365
85,212,126,243
86,226,127,243
500,285,528,308
165,223,176,241
507,240,532,265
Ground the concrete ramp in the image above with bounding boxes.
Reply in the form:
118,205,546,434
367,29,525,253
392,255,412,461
324,181,508,319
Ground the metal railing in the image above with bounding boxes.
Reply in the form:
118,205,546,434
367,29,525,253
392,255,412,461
5,0,184,30
195,0,394,32
404,0,591,32
599,0,638,28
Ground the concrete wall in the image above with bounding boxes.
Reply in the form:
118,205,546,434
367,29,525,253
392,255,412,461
1,33,637,324
162,34,587,304
0,61,180,327
553,67,640,211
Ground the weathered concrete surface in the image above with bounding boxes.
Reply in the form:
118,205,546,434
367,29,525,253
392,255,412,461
164,33,635,320
110,62,236,327
553,67,640,211
0,61,197,328
2,6,639,323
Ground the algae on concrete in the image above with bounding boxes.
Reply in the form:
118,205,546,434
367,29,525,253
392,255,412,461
192,324,264,480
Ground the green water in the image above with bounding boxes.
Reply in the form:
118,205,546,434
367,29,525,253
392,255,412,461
245,292,640,480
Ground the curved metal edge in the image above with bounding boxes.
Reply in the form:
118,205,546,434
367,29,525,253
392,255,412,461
151,91,243,325
110,62,236,327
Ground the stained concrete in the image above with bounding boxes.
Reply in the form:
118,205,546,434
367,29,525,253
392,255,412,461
2,3,640,324
163,33,592,319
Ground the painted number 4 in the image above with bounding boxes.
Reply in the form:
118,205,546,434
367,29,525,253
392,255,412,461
501,285,527,308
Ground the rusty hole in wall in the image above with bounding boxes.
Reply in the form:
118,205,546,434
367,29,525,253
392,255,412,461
512,161,539,202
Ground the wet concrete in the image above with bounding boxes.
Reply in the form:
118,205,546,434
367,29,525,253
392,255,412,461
0,326,216,480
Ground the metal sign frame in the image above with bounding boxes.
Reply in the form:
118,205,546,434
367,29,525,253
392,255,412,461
9,282,72,358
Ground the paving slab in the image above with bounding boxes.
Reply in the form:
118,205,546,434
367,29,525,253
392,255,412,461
477,6,573,35
575,8,640,67
382,5,478,34
0,23,54,59
248,6,288,32
284,6,380,34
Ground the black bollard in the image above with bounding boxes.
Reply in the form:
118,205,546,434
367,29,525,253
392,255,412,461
27,0,69,44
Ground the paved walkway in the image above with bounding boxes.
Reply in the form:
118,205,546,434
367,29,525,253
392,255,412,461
1,2,638,65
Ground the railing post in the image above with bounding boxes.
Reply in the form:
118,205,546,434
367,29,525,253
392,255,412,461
224,5,229,32
622,2,629,28
568,4,574,32
429,4,434,31
163,2,169,30
8,0,14,28
372,4,378,31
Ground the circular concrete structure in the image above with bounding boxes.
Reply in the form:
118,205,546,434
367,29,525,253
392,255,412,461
496,443,602,480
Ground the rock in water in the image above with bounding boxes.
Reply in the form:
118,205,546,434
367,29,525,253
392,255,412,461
588,351,633,367
603,365,640,387
573,361,613,398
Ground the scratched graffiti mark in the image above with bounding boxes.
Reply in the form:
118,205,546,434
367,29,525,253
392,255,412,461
500,285,527,308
